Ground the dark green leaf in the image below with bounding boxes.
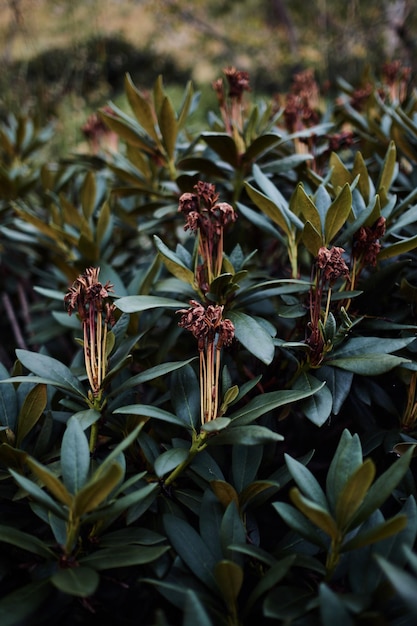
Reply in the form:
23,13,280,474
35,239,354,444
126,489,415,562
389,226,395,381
80,545,169,570
51,566,99,597
227,311,275,365
61,418,90,495
16,383,47,446
154,447,189,478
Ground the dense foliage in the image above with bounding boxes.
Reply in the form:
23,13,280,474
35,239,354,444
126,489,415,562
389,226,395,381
1,61,417,624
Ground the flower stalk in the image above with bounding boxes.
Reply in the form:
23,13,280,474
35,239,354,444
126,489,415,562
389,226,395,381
64,267,116,451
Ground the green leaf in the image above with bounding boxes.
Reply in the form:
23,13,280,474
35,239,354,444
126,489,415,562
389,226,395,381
329,152,353,190
154,447,189,478
326,354,409,375
290,487,338,540
0,524,55,559
348,445,415,528
239,480,279,510
326,430,363,513
72,462,123,517
377,140,397,199
183,590,213,626
115,294,188,313
214,560,243,604
14,349,86,398
163,514,218,590
232,445,263,492
378,234,417,260
202,132,239,167
201,417,231,433
227,311,275,365
0,581,51,626
209,425,283,446
375,555,417,616
0,365,17,430
80,545,169,570
124,73,159,141
295,373,332,426
220,502,246,563
285,453,329,510
16,383,47,446
319,583,355,626
244,555,296,615
114,403,189,428
159,96,177,160
272,501,326,547
342,514,408,551
51,566,99,597
61,418,90,495
112,358,196,394
26,456,73,507
171,364,200,430
80,171,96,220
228,385,324,425
302,220,323,256
244,181,291,235
9,468,66,519
264,585,315,620
296,183,321,233
335,459,375,530
324,183,352,244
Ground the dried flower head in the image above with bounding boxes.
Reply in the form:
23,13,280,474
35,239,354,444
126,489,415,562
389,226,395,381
317,246,350,285
353,217,386,266
223,67,251,101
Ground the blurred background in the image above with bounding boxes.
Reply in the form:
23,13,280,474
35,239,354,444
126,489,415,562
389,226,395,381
1,0,416,155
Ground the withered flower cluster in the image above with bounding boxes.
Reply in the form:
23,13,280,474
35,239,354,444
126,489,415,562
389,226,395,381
306,246,350,366
212,67,251,141
82,106,118,155
178,181,237,292
65,267,116,398
317,246,350,286
177,300,235,424
283,69,320,134
382,61,411,104
353,217,386,267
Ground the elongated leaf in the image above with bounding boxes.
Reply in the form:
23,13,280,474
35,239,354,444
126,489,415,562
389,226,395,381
202,132,239,167
335,459,375,530
16,383,47,446
349,445,415,528
209,424,283,446
14,349,86,398
296,183,321,233
80,171,96,220
244,555,296,615
244,182,291,235
227,311,275,365
285,454,329,510
159,96,177,160
342,515,408,551
0,581,51,626
183,590,213,626
326,353,409,375
325,183,352,244
290,488,338,540
228,384,324,425
124,73,159,141
112,358,196,394
272,501,326,547
0,364,17,430
115,294,188,313
329,152,353,189
302,220,323,256
264,585,315,620
326,429,363,513
375,555,417,616
154,447,189,478
163,514,218,590
171,364,200,430
9,469,66,518
232,445,263,492
378,234,417,260
26,457,72,507
61,418,90,495
73,462,123,517
0,524,55,559
80,545,169,570
51,566,99,597
377,140,397,197
319,583,354,626
295,372,332,426
114,403,190,428
214,560,243,605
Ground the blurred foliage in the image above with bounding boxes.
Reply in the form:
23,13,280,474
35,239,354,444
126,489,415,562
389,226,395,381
1,11,417,623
